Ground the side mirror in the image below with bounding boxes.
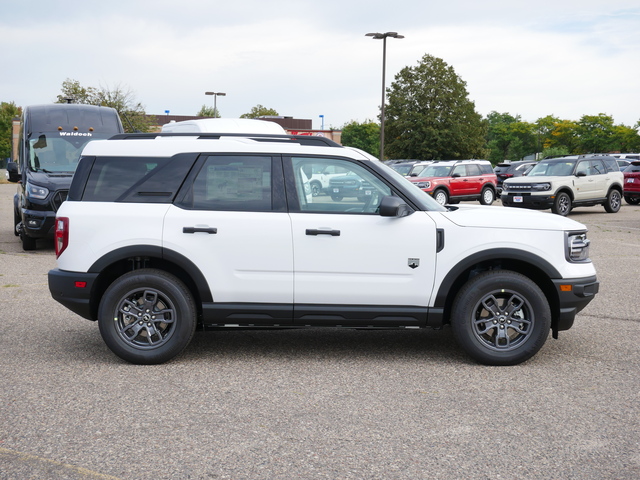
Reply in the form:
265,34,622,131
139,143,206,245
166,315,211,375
379,195,412,217
576,171,586,177
6,161,19,183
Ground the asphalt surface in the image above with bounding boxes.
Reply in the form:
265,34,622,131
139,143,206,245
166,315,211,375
0,179,638,479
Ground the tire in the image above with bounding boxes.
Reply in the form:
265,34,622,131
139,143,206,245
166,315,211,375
433,189,449,206
14,211,20,237
21,233,37,251
331,195,343,201
625,195,640,205
310,181,321,197
450,270,551,366
480,187,495,205
604,189,621,213
98,269,197,365
551,192,571,216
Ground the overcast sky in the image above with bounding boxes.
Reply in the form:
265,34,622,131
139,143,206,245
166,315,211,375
2,1,639,129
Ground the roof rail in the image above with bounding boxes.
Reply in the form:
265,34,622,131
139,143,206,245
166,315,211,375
108,132,342,147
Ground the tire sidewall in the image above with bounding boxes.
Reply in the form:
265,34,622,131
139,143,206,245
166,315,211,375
450,271,551,366
434,189,448,205
480,187,495,205
98,269,196,364
553,192,571,216
605,189,621,213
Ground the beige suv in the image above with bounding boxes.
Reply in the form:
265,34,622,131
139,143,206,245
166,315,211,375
501,155,624,216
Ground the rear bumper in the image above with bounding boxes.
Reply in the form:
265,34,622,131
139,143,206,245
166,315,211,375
553,275,599,332
48,269,99,320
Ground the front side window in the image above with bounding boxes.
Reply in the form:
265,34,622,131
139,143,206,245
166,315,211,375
290,157,391,214
184,155,273,211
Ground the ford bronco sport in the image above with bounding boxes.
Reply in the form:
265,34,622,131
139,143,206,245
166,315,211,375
47,121,599,366
501,155,624,216
408,159,498,206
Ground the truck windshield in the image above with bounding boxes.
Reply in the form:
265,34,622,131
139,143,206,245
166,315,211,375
28,132,113,173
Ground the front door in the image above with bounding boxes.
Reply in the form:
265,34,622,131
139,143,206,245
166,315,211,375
286,156,437,325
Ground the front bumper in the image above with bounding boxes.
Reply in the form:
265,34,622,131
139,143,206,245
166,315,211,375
48,269,100,320
501,193,555,209
553,275,599,334
21,209,56,239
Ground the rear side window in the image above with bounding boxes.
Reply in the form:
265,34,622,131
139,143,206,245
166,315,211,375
80,154,196,203
178,155,274,211
83,157,168,202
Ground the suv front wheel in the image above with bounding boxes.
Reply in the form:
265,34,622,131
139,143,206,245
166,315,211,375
450,270,551,366
98,269,197,364
552,192,572,216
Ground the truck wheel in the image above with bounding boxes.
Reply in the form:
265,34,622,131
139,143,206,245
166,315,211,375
480,187,495,205
20,233,37,251
98,269,197,365
604,189,621,213
450,270,551,366
331,195,343,201
310,181,322,197
433,189,449,206
551,192,571,216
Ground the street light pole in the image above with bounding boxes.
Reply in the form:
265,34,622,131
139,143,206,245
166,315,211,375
365,32,404,161
204,91,226,117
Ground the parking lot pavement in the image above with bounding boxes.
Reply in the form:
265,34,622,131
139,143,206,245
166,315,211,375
1,181,639,479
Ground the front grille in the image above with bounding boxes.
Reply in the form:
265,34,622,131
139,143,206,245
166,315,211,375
52,190,68,212
505,184,533,191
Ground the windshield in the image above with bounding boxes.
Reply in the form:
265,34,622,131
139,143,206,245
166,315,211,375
28,132,113,173
420,164,454,177
527,160,576,177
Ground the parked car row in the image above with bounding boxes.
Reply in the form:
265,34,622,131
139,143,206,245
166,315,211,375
387,154,637,215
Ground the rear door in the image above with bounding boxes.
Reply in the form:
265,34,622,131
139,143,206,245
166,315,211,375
163,154,294,322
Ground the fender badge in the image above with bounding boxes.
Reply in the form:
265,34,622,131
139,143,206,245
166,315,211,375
408,258,420,269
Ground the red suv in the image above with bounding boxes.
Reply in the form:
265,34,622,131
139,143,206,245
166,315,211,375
408,160,498,206
623,161,640,205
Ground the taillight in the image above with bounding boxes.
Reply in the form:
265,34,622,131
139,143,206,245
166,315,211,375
55,217,69,258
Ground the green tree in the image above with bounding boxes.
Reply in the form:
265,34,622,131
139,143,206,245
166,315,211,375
575,113,616,153
340,120,380,157
384,54,487,160
0,102,21,160
240,104,278,119
485,112,537,163
546,119,580,153
56,79,152,133
197,105,220,117
611,124,640,153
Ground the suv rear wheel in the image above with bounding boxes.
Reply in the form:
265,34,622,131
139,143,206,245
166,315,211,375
98,269,197,364
480,186,495,205
604,189,621,213
450,270,551,366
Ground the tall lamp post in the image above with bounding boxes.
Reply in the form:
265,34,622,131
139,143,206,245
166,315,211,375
204,91,226,117
365,32,404,161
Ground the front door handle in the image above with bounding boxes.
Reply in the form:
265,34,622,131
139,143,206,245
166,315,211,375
306,228,340,236
183,227,217,234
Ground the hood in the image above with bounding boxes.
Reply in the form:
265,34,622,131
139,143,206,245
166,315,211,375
26,170,73,191
439,204,586,231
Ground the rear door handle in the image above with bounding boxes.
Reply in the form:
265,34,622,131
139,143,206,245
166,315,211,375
183,227,217,234
306,228,340,236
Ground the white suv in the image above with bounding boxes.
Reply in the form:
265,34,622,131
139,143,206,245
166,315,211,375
501,155,624,216
48,124,599,366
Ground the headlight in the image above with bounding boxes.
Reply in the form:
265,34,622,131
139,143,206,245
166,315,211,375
415,181,431,189
566,231,590,262
26,182,49,200
532,182,552,191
